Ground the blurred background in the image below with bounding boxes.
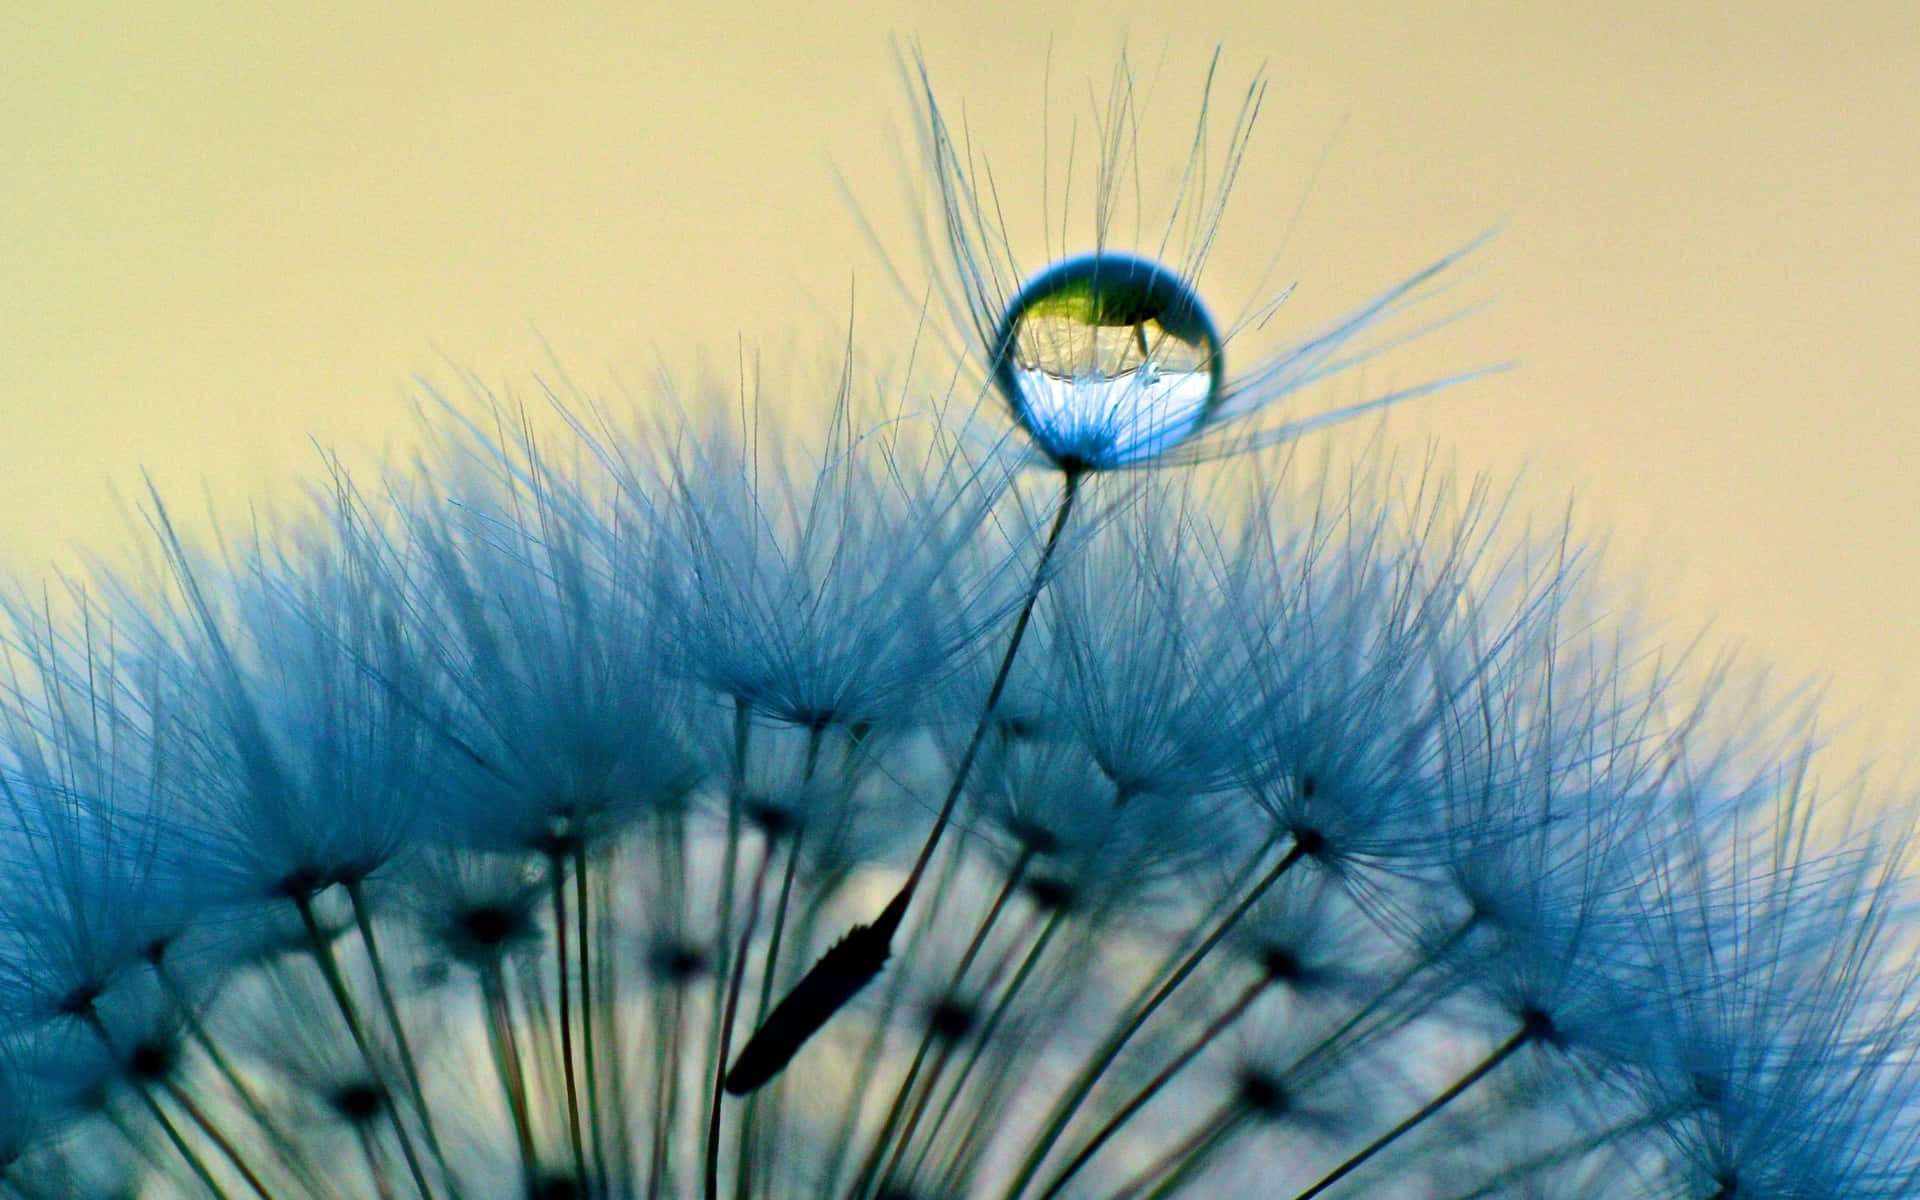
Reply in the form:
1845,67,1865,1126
4,2,1915,774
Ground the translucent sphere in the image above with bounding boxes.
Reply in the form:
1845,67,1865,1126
989,254,1223,470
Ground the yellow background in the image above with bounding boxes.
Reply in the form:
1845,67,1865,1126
5,3,1915,772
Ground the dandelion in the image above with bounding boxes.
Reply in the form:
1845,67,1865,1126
0,48,1912,1200
729,49,1493,1101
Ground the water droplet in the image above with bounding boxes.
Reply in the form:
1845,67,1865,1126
990,254,1222,469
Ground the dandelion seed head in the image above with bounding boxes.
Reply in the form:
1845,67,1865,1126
0,44,1908,1200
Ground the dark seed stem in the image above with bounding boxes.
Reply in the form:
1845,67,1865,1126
704,833,777,1199
998,837,1307,1200
296,893,437,1200
1038,974,1271,1198
480,957,539,1191
1291,1022,1536,1200
346,880,453,1186
724,472,1083,1093
548,855,587,1187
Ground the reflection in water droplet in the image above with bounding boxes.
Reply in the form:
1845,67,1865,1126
990,254,1222,470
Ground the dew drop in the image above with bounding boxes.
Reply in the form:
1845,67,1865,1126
990,253,1222,469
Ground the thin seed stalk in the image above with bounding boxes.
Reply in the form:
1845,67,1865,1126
157,961,325,1193
160,1078,276,1200
1128,1100,1251,1200
1045,915,1478,1199
479,958,539,1190
78,1004,245,1199
1039,973,1272,1198
295,893,437,1200
1440,1106,1678,1200
735,722,825,1199
724,472,1083,1094
928,922,1115,1196
345,880,453,1185
889,904,1070,1195
704,831,777,1199
704,700,753,1093
572,847,610,1198
1292,1021,1538,1200
849,847,1037,1198
548,854,587,1186
356,1121,398,1200
998,838,1308,1200
132,1080,234,1200
649,968,692,1200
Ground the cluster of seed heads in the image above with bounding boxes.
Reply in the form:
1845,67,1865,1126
0,54,1914,1200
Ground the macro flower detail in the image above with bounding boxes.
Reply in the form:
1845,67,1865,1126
0,49,1912,1200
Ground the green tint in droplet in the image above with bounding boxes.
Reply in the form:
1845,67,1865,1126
989,254,1222,470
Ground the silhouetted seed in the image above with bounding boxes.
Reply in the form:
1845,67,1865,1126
1291,826,1327,858
128,1039,176,1083
458,904,517,947
649,939,710,985
1236,1069,1289,1118
744,800,796,838
272,867,329,901
1003,816,1062,856
1023,875,1076,913
1259,946,1304,984
329,1081,386,1124
926,997,977,1043
527,1173,580,1200
722,886,911,1094
55,983,102,1018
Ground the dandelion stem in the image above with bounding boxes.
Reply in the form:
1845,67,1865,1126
131,1080,233,1200
355,1121,397,1200
572,849,612,1197
725,471,1083,1094
160,1078,276,1200
294,893,437,1200
345,880,453,1185
479,957,539,1190
850,845,1035,1197
998,837,1308,1200
1291,1020,1538,1200
1038,972,1271,1198
157,962,326,1194
704,830,777,1200
546,854,588,1187
1124,1098,1250,1200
